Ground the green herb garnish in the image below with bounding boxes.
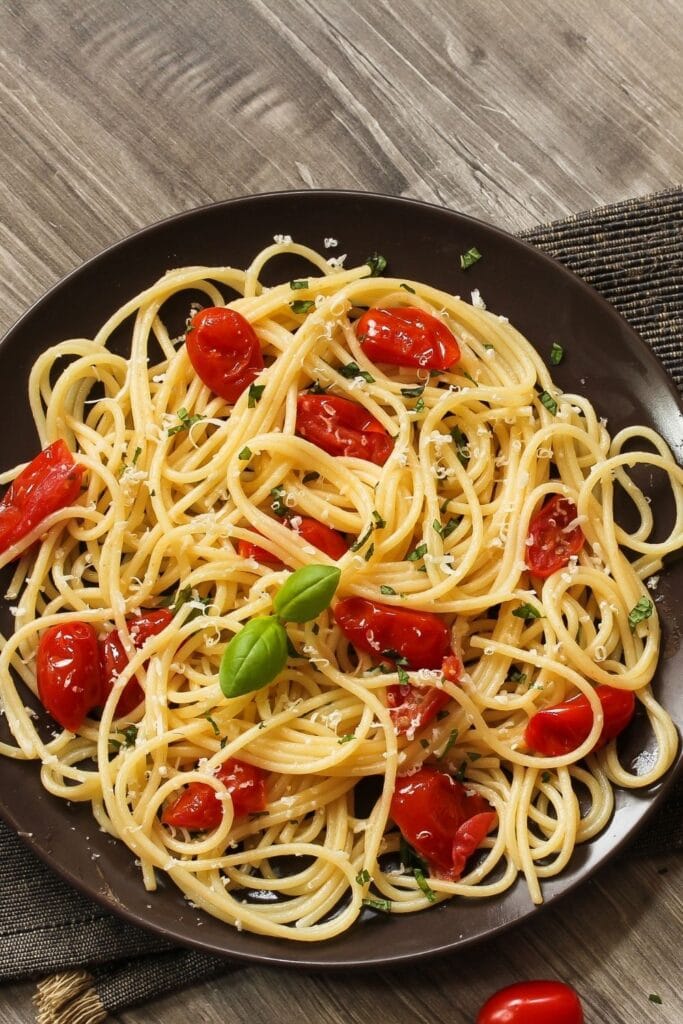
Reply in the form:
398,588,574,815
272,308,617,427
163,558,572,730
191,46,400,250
362,896,392,912
290,299,315,314
380,585,397,596
290,279,309,290
459,247,482,270
401,385,425,399
407,543,428,562
302,471,319,484
628,597,654,631
356,868,371,885
238,446,252,460
167,407,205,436
438,728,459,759
414,867,437,902
539,390,558,415
512,602,543,620
450,426,470,467
340,361,375,384
550,342,564,365
248,383,266,408
204,713,220,737
400,283,416,293
365,253,387,277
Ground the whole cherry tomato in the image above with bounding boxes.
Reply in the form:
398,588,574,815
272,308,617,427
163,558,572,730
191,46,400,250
37,621,102,732
0,439,84,558
162,757,267,829
525,684,635,756
356,306,460,370
99,609,173,717
334,597,451,669
386,684,450,735
526,494,585,578
296,394,393,466
390,766,496,879
476,980,584,1024
290,516,349,560
186,306,264,404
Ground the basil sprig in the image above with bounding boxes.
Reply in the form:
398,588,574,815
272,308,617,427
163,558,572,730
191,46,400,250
219,565,341,698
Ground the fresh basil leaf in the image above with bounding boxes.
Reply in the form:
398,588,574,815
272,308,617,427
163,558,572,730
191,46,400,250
512,602,543,620
219,616,288,698
248,383,266,408
273,564,341,623
290,299,315,314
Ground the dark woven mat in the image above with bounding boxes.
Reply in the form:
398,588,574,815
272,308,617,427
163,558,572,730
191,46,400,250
1,188,681,1017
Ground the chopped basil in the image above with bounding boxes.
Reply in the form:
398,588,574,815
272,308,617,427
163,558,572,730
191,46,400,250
355,868,371,885
648,994,663,1005
401,385,425,398
339,361,375,383
338,733,355,744
248,383,266,408
381,650,409,667
380,585,397,596
364,543,375,561
442,516,461,539
362,896,392,912
365,253,387,276
407,543,427,562
351,524,374,552
290,299,315,314
397,666,409,685
302,471,319,483
307,381,327,394
512,602,543,620
483,343,494,351
290,279,309,290
111,723,139,752
433,518,444,536
459,246,482,270
550,342,564,365
539,390,558,415
204,713,220,737
541,771,551,783
509,669,527,684
450,425,470,467
438,728,459,759
167,407,205,435
454,760,468,782
372,509,386,528
414,867,436,902
238,446,252,460
400,283,416,293
628,597,653,631
415,397,425,413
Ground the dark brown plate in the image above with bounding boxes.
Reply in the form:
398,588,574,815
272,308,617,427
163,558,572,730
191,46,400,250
0,191,681,968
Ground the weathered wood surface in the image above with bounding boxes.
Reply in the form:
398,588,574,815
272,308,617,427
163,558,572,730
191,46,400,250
0,0,681,1020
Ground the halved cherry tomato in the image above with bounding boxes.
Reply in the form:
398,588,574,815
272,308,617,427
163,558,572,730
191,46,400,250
161,757,267,830
356,307,460,370
0,440,84,558
296,394,393,466
386,684,450,736
186,307,264,404
526,494,585,578
238,539,284,567
99,609,173,717
525,684,635,756
390,766,496,879
37,622,102,732
476,981,584,1024
291,516,349,560
334,597,451,669
238,517,348,567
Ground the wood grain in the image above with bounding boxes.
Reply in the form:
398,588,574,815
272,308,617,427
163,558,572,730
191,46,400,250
0,0,681,1021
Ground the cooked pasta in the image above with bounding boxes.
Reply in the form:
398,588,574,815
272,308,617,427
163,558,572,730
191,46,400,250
0,240,681,941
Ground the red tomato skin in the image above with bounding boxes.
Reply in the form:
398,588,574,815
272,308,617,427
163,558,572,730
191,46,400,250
525,685,636,756
334,597,450,670
162,758,267,830
0,440,84,557
386,684,450,735
296,394,393,466
99,609,173,717
356,307,460,370
37,622,102,732
291,517,349,560
186,307,263,404
441,652,464,684
476,980,584,1024
391,766,495,879
238,538,284,567
526,495,585,578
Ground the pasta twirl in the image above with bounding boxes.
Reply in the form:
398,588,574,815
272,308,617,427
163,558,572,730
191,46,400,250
0,241,681,941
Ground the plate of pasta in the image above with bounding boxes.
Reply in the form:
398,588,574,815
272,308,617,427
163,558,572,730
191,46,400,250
0,190,681,967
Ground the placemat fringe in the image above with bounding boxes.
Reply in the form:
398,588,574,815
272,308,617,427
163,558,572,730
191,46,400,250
34,970,106,1024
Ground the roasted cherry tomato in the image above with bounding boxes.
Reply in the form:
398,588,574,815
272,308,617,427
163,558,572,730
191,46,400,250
290,516,349,560
162,757,267,830
334,597,451,670
186,306,264,404
37,622,102,732
0,439,84,558
99,609,173,717
476,980,584,1024
386,684,450,736
356,306,460,370
390,766,496,879
525,494,585,578
296,394,393,466
525,684,635,756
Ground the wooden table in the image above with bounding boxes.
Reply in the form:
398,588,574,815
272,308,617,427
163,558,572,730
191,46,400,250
0,1,681,1021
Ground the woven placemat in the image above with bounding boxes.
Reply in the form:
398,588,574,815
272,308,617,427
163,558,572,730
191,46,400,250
1,187,681,1022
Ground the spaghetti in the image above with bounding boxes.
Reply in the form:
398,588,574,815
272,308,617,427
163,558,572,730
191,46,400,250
0,240,681,941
